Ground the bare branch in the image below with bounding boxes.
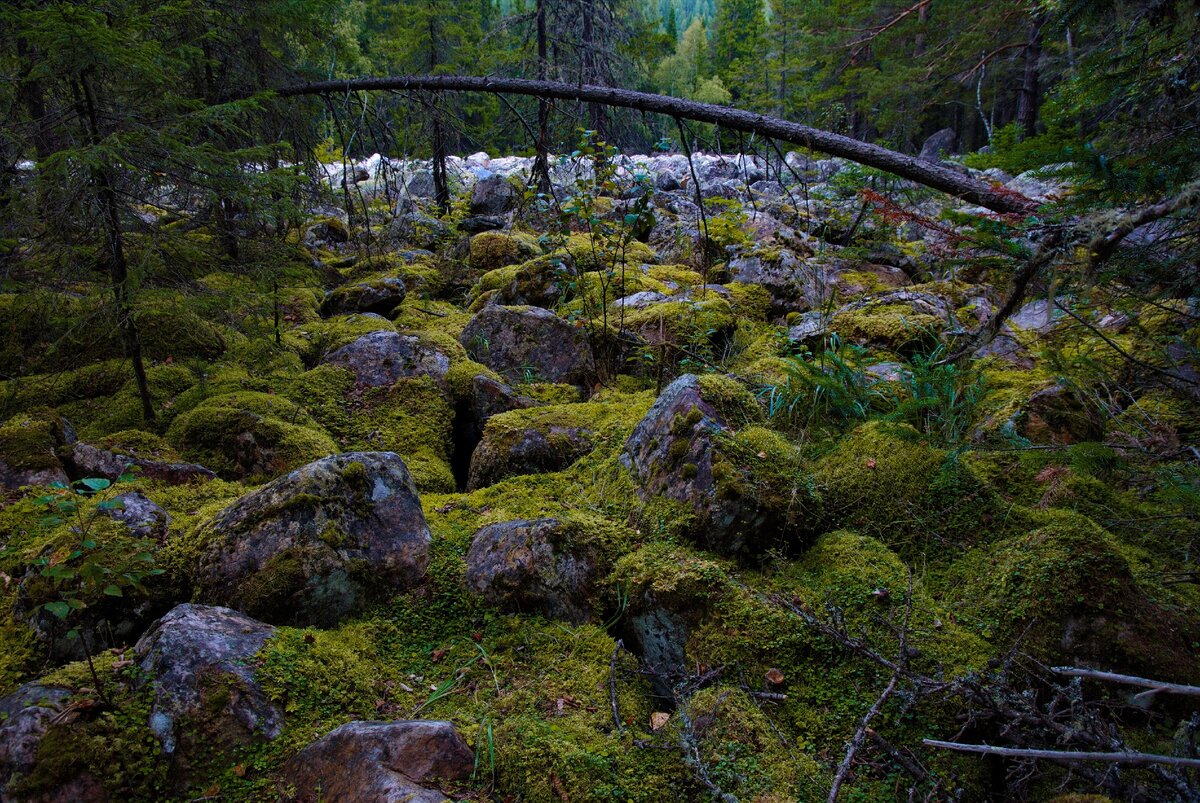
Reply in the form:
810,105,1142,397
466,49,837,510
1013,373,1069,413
1051,667,1200,698
922,740,1200,769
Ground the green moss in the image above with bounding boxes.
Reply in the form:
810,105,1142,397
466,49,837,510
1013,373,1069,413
164,392,336,481
285,366,455,492
622,297,735,353
813,420,1015,563
724,281,772,321
943,510,1199,676
64,364,199,439
0,410,66,473
836,269,892,296
566,233,658,269
645,264,702,287
695,373,765,427
0,360,130,420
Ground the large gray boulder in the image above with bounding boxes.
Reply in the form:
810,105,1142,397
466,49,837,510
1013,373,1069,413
465,518,609,623
70,441,215,485
194,452,431,626
0,684,104,802
134,604,281,762
322,330,451,388
283,720,473,803
919,128,958,162
459,306,592,386
469,174,518,216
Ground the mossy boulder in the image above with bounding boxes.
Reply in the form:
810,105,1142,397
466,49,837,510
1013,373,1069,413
282,720,474,803
319,277,407,317
621,374,816,556
466,405,597,490
459,306,593,386
190,452,431,626
133,604,282,766
164,392,337,481
471,253,568,310
465,517,626,624
70,438,216,486
468,230,542,272
451,373,540,467
610,543,736,694
620,293,736,362
320,330,451,388
944,512,1200,679
828,290,952,355
0,684,80,799
0,410,72,489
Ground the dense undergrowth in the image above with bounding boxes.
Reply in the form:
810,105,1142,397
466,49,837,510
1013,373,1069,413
1,145,1198,803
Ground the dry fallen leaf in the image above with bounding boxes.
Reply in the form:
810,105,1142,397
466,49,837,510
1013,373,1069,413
650,711,670,731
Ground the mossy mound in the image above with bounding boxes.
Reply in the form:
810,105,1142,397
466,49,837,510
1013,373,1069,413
60,363,199,440
829,302,942,355
467,403,602,490
813,420,1013,562
0,409,71,488
0,360,132,420
287,365,456,492
468,230,542,272
164,391,337,481
944,511,1200,678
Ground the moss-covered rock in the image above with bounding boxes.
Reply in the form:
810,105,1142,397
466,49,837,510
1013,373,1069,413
320,329,452,388
622,374,819,556
319,276,407,317
164,392,337,481
460,305,593,386
187,452,432,627
466,403,602,490
465,515,629,624
468,230,542,272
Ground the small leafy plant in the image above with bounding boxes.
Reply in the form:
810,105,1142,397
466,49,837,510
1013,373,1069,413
31,473,163,703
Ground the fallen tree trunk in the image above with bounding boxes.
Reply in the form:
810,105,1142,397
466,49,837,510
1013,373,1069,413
276,75,1037,215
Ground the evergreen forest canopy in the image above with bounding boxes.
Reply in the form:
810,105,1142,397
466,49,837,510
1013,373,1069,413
1,1,1199,801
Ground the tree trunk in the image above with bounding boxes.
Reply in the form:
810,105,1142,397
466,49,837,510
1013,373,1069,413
580,0,606,135
277,75,1037,214
427,18,451,215
1016,17,1042,139
531,0,551,194
77,75,155,423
